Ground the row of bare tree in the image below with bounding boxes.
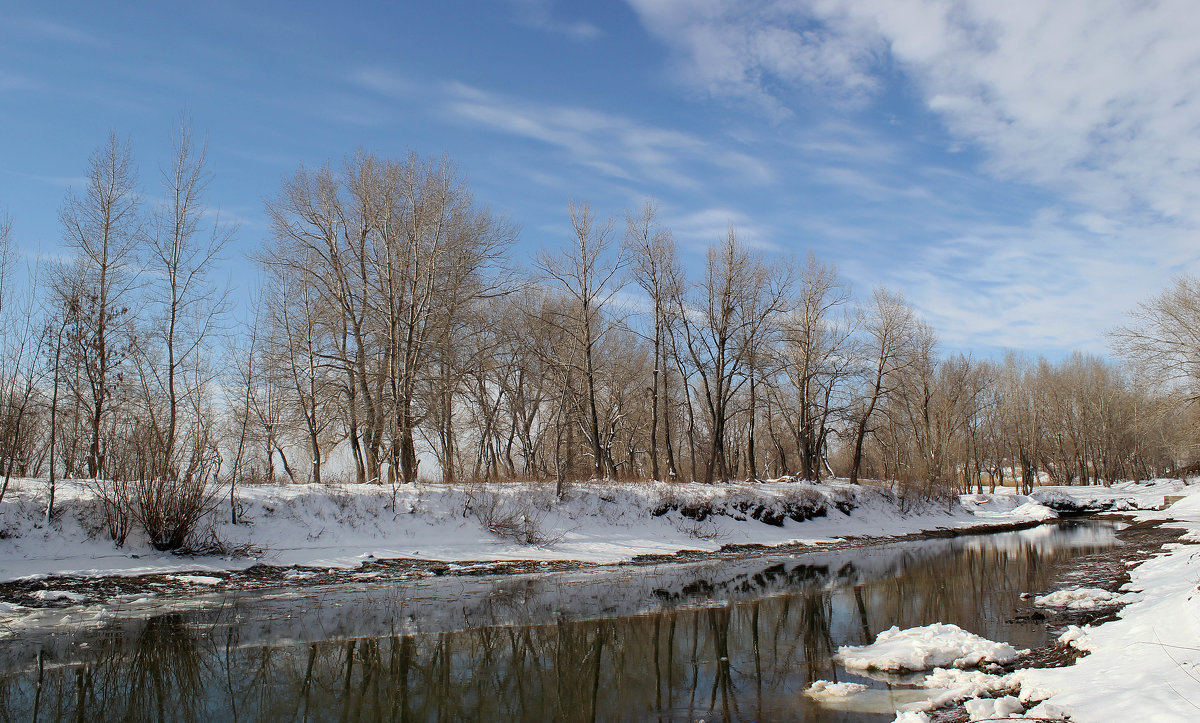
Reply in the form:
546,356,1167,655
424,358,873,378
2,139,1198,541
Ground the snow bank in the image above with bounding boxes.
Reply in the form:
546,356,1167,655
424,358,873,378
29,590,86,603
0,476,1062,583
1033,587,1120,609
837,623,1022,672
1030,479,1181,513
961,493,1057,521
1009,478,1200,721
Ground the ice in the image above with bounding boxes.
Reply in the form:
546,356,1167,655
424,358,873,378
169,575,223,585
837,623,1022,672
963,695,1022,720
1055,625,1091,650
30,590,86,603
1033,587,1120,609
804,680,870,699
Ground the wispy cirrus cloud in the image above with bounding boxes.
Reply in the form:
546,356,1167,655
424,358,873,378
440,82,774,190
507,0,603,41
3,16,103,47
0,70,38,92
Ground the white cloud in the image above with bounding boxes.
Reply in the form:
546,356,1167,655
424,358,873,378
347,67,415,97
3,16,102,46
626,0,1200,352
666,206,780,252
441,83,774,190
508,0,603,40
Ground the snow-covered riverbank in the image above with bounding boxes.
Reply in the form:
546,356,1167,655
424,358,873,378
794,477,1200,721
0,476,1194,720
0,476,1134,584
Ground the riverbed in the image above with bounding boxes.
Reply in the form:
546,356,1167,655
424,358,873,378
0,519,1141,721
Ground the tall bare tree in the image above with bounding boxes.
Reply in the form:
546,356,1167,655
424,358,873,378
140,118,233,481
780,253,853,480
624,201,679,481
536,201,626,480
847,288,915,485
671,229,791,482
58,133,143,479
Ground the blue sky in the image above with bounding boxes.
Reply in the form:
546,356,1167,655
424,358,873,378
3,0,1199,357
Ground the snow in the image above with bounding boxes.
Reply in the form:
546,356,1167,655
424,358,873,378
804,680,870,699
169,574,223,586
961,493,1058,521
892,712,931,723
29,590,86,603
963,695,1023,720
1008,478,1200,721
0,477,1066,583
837,623,1022,672
1056,625,1092,650
1033,587,1120,609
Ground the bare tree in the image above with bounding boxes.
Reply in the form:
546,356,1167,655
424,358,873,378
1112,275,1200,403
779,253,853,480
263,152,514,486
671,229,791,482
0,227,49,504
847,288,915,485
139,118,233,481
58,132,142,479
624,201,679,481
536,201,626,480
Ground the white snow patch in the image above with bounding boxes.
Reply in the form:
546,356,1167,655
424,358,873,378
837,623,1022,672
1056,625,1092,650
1034,587,1120,609
1021,699,1071,719
169,575,223,586
963,695,1023,720
29,590,86,603
960,493,1057,520
805,680,870,699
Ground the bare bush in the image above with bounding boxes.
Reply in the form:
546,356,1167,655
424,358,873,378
463,484,561,546
131,474,221,551
85,478,133,545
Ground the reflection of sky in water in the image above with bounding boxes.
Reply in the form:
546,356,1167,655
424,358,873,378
0,520,1119,721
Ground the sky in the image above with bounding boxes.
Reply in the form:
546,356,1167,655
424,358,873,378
2,0,1199,358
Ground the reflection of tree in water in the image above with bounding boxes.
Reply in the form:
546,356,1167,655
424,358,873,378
0,613,209,722
0,528,1116,721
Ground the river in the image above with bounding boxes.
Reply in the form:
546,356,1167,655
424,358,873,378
0,519,1120,721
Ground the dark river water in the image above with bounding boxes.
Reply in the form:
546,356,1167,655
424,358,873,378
0,520,1119,722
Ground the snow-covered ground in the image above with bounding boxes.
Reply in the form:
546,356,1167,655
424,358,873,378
0,476,1091,583
1005,479,1200,721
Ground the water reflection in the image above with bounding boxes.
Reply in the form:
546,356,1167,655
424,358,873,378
0,520,1117,722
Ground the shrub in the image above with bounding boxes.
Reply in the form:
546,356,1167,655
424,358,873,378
131,475,221,551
